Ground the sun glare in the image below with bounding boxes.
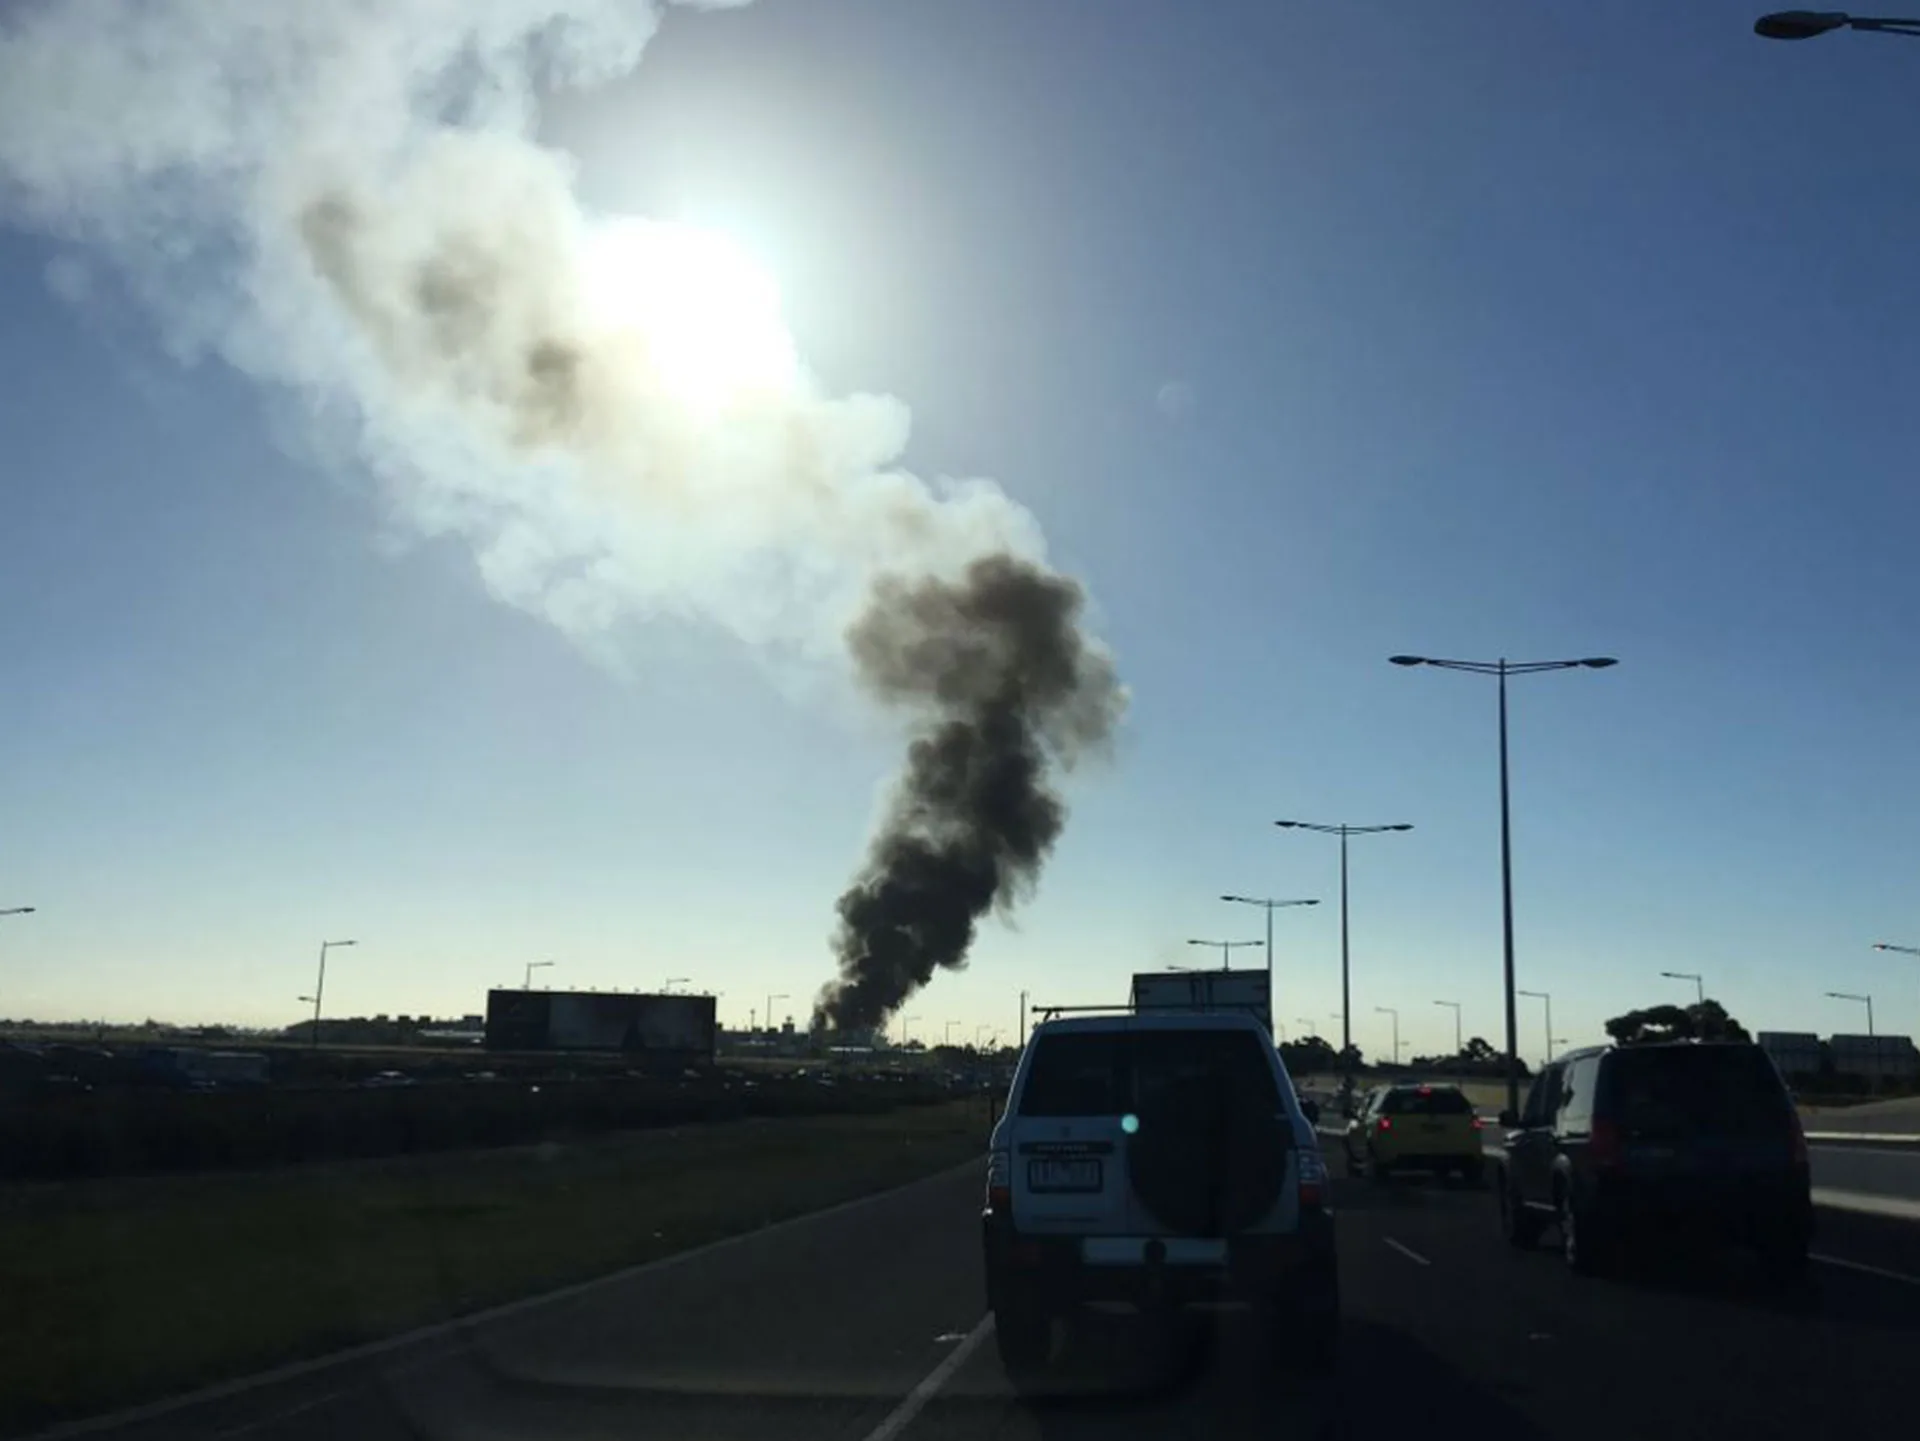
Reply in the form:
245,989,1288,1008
583,219,800,415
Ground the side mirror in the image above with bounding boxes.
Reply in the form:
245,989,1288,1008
1497,1109,1520,1129
1300,1099,1320,1125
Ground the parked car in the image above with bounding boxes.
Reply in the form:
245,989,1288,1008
981,1010,1336,1383
1490,1041,1811,1278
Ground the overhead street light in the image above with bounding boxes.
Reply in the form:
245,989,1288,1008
1433,999,1463,1054
0,907,34,918
1755,11,1920,40
1275,820,1413,1092
524,960,555,989
309,939,357,1049
900,1014,922,1046
1826,990,1875,1035
662,977,691,994
1518,988,1555,1066
1659,970,1705,1005
1186,937,1263,969
766,993,789,1036
1220,895,1320,1021
1389,653,1617,1117
1374,1005,1401,1065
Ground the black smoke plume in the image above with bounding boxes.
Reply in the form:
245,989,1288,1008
814,554,1124,1034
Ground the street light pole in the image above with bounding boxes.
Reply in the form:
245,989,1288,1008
310,939,357,1048
1274,820,1413,1090
1389,653,1616,1117
1221,895,1320,1023
1659,970,1705,1005
524,960,555,990
1434,999,1462,1054
1826,990,1874,1036
1186,938,1263,969
1518,988,1553,1066
766,993,789,1037
1374,1005,1400,1066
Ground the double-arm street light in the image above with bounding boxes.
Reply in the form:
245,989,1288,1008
1755,11,1920,40
1518,988,1554,1067
1275,820,1413,1079
1659,970,1705,1005
1433,999,1463,1054
1389,653,1617,1117
1187,938,1263,969
309,939,357,1048
1826,990,1875,1035
1220,894,1320,1012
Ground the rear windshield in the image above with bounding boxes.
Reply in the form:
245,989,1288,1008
1380,1087,1473,1116
1018,1029,1281,1118
1602,1046,1792,1138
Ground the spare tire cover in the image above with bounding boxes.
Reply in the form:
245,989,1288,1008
1125,1072,1291,1236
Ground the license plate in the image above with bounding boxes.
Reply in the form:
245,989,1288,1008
1029,1158,1103,1192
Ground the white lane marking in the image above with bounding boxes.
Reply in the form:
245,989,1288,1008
1811,1187,1920,1222
210,1389,348,1440
1813,1253,1920,1288
857,1313,992,1441
23,1159,982,1441
1383,1237,1432,1267
1809,1143,1920,1158
1804,1131,1920,1144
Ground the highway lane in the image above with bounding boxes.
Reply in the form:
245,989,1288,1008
41,1144,1920,1441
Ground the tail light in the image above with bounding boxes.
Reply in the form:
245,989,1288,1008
1376,1116,1393,1133
986,1149,1011,1211
1297,1147,1328,1209
1589,1118,1624,1170
1470,1115,1484,1130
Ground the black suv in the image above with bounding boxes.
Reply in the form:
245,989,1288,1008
1491,1040,1811,1276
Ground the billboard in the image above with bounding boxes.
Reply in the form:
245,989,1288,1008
485,990,717,1064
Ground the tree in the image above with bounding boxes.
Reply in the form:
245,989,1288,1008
1604,998,1750,1046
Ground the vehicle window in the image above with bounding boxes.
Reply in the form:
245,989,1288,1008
1520,1064,1563,1127
1600,1046,1793,1139
1016,1029,1280,1118
1558,1057,1600,1132
1132,1030,1282,1118
1379,1087,1473,1116
1017,1032,1127,1116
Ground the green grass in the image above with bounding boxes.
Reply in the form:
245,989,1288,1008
0,1098,988,1436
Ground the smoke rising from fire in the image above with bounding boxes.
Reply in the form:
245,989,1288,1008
0,0,1124,1026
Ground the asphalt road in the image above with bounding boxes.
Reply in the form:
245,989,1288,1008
43,1143,1920,1441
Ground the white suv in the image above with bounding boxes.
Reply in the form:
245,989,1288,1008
982,1010,1337,1379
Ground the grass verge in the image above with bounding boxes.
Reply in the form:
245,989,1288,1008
0,1098,988,1435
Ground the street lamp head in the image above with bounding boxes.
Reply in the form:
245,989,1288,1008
1754,11,1851,40
1301,898,1322,905
1579,657,1619,669
1273,820,1300,828
1387,655,1427,667
1386,824,1414,832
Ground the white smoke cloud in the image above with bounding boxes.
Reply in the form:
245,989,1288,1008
0,0,1046,661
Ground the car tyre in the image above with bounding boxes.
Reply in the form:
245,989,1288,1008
991,1299,1052,1381
1560,1186,1611,1277
1499,1174,1541,1248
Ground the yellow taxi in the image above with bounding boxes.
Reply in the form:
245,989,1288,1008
1342,1082,1485,1183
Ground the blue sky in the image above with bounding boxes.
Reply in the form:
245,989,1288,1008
3,0,1920,1060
